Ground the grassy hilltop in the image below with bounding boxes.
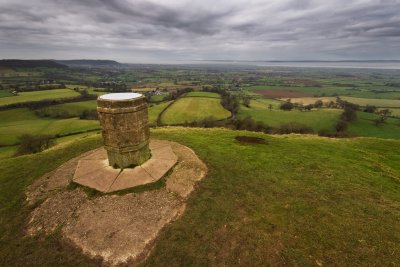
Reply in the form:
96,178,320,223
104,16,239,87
0,127,399,266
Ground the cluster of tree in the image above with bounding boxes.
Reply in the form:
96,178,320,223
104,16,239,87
89,82,128,92
373,109,392,126
15,134,54,156
162,88,194,101
35,108,98,120
279,99,329,111
14,83,66,92
180,116,314,135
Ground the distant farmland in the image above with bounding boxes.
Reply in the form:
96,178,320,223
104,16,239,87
161,96,230,125
0,89,80,106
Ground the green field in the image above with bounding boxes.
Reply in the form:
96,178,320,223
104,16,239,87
161,97,231,124
341,96,400,108
245,85,400,99
44,100,97,116
150,94,166,102
148,101,172,125
185,91,221,98
238,99,341,132
0,89,80,106
381,108,400,117
0,108,99,145
348,112,400,139
0,90,13,98
1,128,400,266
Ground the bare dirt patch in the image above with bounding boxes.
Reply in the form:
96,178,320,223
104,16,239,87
256,89,313,98
26,140,207,266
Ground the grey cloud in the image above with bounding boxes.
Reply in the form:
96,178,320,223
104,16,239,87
0,0,399,61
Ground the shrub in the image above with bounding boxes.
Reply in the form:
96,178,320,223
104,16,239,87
314,100,323,108
335,120,348,132
79,109,98,120
276,122,314,134
280,101,294,111
341,106,357,122
15,134,54,155
364,105,377,113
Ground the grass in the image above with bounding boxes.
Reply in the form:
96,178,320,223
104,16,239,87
245,85,400,99
185,91,221,98
150,94,166,102
0,89,80,106
348,112,400,139
0,108,99,145
0,89,13,98
341,96,400,108
238,99,341,132
44,100,97,116
148,101,172,125
161,97,231,124
1,127,400,266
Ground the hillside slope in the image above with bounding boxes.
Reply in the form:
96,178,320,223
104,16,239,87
0,59,67,69
0,128,399,266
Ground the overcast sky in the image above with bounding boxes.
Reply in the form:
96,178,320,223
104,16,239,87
0,0,399,63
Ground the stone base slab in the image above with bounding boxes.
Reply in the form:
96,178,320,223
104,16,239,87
73,140,177,193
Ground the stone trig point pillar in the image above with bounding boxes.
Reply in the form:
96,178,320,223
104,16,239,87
97,93,150,168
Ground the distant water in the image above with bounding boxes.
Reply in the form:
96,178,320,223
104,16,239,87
164,60,400,70
252,61,400,70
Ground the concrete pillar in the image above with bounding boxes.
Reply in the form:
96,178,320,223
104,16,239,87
97,93,150,168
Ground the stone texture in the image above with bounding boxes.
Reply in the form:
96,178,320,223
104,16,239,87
27,140,208,266
72,140,177,193
97,93,150,168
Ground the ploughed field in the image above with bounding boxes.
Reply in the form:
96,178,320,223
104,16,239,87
1,127,399,266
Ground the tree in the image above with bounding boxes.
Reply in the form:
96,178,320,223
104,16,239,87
314,99,323,108
242,96,251,108
335,120,348,132
280,101,294,111
15,134,54,155
374,109,391,126
341,106,357,122
364,105,377,113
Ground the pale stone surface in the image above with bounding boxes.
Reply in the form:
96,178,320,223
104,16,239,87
26,140,208,266
99,93,142,100
108,167,154,192
72,140,177,193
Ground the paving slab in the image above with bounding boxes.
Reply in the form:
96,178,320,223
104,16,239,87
108,167,154,192
141,158,177,180
73,140,177,193
73,159,109,179
149,140,170,150
74,165,121,192
82,148,108,160
151,145,178,161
